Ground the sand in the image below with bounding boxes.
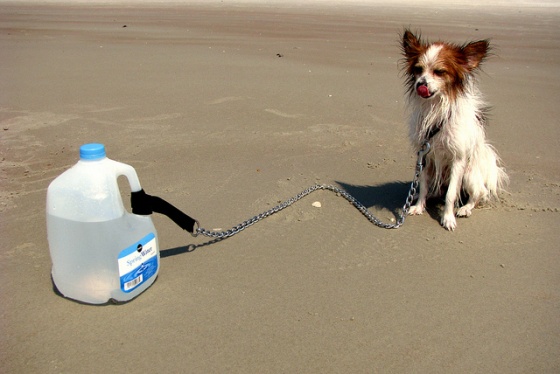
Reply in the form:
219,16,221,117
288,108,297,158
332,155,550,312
1,1,559,372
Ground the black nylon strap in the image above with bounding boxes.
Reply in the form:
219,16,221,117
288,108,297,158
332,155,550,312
131,189,198,234
424,120,443,142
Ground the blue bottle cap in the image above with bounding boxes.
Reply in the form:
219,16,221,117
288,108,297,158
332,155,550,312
80,143,106,160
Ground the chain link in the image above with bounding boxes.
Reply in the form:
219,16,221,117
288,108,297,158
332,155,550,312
195,142,430,239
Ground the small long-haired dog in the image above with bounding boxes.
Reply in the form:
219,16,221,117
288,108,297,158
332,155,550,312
400,29,508,230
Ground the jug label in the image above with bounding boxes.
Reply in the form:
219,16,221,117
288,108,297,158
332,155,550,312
118,233,158,293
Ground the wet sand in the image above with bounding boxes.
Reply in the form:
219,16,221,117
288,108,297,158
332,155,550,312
1,1,559,372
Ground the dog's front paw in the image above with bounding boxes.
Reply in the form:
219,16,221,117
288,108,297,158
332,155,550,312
408,204,425,215
441,214,457,231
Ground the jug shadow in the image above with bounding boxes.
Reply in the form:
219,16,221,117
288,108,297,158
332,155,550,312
160,237,224,258
160,179,444,258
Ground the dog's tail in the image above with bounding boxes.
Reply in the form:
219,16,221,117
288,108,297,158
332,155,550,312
482,143,509,200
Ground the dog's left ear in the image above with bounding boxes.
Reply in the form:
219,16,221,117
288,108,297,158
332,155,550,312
462,40,490,70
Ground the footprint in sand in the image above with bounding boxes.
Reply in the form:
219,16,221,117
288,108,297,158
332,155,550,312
206,96,247,105
264,109,302,118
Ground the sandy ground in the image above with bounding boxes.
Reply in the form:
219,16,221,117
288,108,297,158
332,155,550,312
1,1,559,373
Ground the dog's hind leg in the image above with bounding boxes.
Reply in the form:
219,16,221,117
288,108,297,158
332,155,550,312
457,196,478,217
457,172,485,218
457,145,499,218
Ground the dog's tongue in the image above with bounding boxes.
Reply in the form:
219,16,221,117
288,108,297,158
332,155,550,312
417,85,431,98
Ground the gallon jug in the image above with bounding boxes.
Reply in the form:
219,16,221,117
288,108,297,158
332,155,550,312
46,143,159,304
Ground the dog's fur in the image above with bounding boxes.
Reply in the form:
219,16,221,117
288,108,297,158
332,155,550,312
400,29,508,230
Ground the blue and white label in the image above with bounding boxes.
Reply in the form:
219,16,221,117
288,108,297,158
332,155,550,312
118,233,158,293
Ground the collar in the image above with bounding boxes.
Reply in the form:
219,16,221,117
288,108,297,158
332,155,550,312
424,120,444,142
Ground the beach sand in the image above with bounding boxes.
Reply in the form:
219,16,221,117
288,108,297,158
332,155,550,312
1,1,559,372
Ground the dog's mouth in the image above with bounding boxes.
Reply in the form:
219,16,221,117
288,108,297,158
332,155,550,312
416,84,433,99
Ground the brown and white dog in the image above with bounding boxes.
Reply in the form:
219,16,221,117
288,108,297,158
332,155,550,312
401,29,508,230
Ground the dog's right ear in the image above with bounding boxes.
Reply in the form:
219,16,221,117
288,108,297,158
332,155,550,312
402,29,422,58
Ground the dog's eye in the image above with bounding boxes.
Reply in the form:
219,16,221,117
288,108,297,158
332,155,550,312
412,65,423,75
433,69,446,77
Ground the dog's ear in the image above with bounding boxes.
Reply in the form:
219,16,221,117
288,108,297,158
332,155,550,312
402,29,422,58
462,40,490,70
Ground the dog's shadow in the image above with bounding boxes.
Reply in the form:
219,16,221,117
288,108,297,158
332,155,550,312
335,180,411,216
161,180,444,258
336,180,443,223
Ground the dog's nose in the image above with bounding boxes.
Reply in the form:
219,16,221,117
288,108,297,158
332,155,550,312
416,78,427,89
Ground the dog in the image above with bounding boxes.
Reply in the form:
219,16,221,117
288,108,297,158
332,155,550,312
400,29,508,230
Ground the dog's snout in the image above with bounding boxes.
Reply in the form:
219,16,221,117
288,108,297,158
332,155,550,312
416,78,427,89
415,77,432,98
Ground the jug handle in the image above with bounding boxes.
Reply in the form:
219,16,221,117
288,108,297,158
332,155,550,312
114,162,142,192
117,160,200,235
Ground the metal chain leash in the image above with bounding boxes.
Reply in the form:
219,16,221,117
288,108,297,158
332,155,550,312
194,142,431,239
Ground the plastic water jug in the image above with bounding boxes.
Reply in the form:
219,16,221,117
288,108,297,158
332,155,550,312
46,143,159,304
